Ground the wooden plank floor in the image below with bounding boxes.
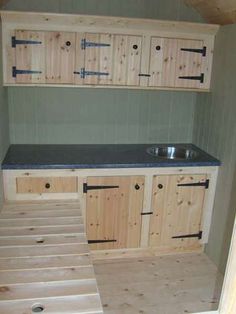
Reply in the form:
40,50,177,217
0,202,103,314
94,253,224,314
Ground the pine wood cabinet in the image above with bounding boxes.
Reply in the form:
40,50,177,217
148,37,207,89
85,176,145,250
149,174,207,249
1,11,219,91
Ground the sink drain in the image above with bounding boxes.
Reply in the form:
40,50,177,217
32,304,45,313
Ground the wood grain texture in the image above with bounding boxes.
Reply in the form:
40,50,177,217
86,176,144,250
185,0,236,25
16,176,78,194
149,174,206,248
0,201,103,313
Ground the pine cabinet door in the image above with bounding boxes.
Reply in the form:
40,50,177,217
45,31,76,84
148,37,206,89
149,174,207,248
86,176,144,250
14,30,45,84
79,33,142,86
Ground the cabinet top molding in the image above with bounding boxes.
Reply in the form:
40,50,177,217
0,10,219,37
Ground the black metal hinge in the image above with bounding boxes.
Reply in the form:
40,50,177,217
83,183,119,193
88,239,116,244
74,68,109,79
172,231,202,240
181,46,207,57
177,179,209,189
141,212,153,216
12,36,42,48
81,38,111,50
12,66,42,78
179,73,204,84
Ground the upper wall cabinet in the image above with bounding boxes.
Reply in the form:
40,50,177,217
0,11,219,91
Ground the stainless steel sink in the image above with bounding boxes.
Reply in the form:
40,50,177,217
146,146,198,160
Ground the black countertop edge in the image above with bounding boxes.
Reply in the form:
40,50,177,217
1,144,221,170
2,161,221,170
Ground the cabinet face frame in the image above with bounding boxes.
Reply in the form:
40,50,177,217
3,166,218,251
1,10,219,91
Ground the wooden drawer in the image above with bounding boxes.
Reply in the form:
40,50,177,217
16,177,78,194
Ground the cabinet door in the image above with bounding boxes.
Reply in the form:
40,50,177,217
14,30,45,83
148,37,205,89
80,33,142,86
45,31,76,84
86,176,144,250
149,174,207,248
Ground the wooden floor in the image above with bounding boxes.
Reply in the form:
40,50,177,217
0,202,103,314
94,253,224,314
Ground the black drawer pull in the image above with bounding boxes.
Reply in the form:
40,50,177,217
158,184,163,189
135,184,140,190
45,183,51,189
133,44,138,50
156,45,161,51
66,41,71,46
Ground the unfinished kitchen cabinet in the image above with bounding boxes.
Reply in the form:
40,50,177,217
11,30,76,84
75,33,142,86
149,174,208,249
148,37,208,89
1,11,219,91
85,176,144,250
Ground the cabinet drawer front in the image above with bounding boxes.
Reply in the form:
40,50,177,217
16,177,78,194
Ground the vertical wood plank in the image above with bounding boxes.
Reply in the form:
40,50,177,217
98,33,113,85
175,38,203,88
15,30,45,84
126,35,142,86
83,33,100,85
150,174,206,248
112,35,128,85
86,176,144,250
45,31,76,84
74,32,85,85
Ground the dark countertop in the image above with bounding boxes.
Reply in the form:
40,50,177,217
1,144,221,170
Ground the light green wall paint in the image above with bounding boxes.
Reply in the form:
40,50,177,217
193,24,236,273
0,25,9,207
9,88,196,144
6,0,201,145
4,0,203,22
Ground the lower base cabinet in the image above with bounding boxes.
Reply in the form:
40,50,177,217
85,176,145,250
149,174,207,249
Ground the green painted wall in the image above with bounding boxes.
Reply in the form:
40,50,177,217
0,24,9,207
5,0,201,144
193,24,236,273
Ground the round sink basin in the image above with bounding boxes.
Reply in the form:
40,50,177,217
146,146,198,160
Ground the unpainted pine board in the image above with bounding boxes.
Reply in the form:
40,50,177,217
126,176,144,248
16,176,78,194
3,29,16,84
0,294,103,314
83,33,100,85
126,35,142,86
149,37,178,87
0,209,81,219
0,243,89,258
74,32,85,85
112,35,128,85
0,265,95,285
0,225,85,236
15,30,45,84
0,216,83,228
98,33,113,85
45,31,76,84
175,39,203,89
0,279,98,301
0,254,91,271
